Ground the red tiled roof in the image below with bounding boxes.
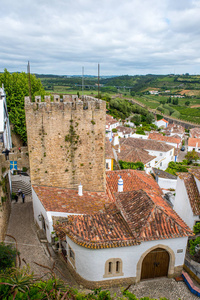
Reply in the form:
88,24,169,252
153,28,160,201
54,212,138,249
53,170,192,248
118,137,174,152
190,128,200,138
188,138,200,148
106,169,162,202
166,124,185,134
114,189,192,241
106,114,119,126
118,145,156,165
33,185,109,214
116,126,133,135
178,171,200,215
148,132,181,144
105,138,115,159
159,119,168,123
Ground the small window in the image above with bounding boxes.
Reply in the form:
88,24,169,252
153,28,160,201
108,262,112,273
160,153,162,156
68,245,75,267
116,260,120,273
104,258,123,278
106,163,109,169
160,162,162,167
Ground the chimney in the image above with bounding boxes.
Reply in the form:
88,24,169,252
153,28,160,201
118,176,123,192
78,183,83,196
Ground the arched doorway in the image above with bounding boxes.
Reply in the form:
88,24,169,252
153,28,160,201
141,248,169,280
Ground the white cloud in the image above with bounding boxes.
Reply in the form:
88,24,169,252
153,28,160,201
0,0,200,75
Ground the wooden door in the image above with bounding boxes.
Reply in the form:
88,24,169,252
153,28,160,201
141,248,169,280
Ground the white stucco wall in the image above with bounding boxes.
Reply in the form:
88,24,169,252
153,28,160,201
156,120,168,128
66,236,187,282
131,134,148,139
156,177,177,191
188,145,200,153
32,187,79,243
146,149,174,170
173,178,197,229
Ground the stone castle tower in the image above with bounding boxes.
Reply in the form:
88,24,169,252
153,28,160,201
25,95,106,192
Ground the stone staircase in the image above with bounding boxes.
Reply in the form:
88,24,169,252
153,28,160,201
11,174,32,195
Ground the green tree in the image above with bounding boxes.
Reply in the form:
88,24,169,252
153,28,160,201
131,114,141,126
185,100,190,106
145,113,154,124
185,150,199,163
0,69,45,144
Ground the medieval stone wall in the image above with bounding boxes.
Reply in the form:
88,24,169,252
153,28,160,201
25,95,106,192
0,155,11,241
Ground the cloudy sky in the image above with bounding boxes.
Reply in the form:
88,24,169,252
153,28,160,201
1,0,200,75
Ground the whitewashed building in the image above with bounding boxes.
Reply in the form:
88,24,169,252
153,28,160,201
53,170,192,287
148,132,181,149
116,138,174,171
0,85,12,150
174,169,200,230
188,138,200,153
155,118,168,128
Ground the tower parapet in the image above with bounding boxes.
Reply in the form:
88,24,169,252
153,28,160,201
25,95,106,192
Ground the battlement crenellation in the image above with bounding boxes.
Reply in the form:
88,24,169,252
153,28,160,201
25,94,105,111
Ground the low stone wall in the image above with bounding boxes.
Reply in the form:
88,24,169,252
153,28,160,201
184,255,200,285
0,171,11,241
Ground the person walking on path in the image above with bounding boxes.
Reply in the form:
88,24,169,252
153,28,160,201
2,148,10,160
22,193,25,203
15,194,18,203
18,188,22,196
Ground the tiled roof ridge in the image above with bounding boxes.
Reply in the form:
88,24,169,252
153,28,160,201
147,201,192,238
182,172,200,215
55,212,140,249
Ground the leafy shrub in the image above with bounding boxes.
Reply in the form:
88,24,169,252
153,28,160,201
189,236,200,255
165,161,188,175
0,242,18,270
171,111,180,118
193,223,200,235
135,129,145,135
119,160,144,170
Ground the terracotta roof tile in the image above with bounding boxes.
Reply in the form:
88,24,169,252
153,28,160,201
33,185,109,214
114,189,192,241
116,126,133,135
177,171,200,215
152,168,177,179
106,114,119,126
54,212,138,249
118,145,156,164
105,138,115,159
119,137,174,152
190,128,200,138
106,169,162,201
188,138,200,148
148,132,181,144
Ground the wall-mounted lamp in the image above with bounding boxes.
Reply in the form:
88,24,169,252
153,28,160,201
38,214,42,221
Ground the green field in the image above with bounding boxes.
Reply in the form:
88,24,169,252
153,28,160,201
38,74,200,124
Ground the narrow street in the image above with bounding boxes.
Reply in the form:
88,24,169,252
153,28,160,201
5,195,77,287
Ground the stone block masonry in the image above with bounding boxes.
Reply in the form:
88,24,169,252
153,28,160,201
25,95,106,192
